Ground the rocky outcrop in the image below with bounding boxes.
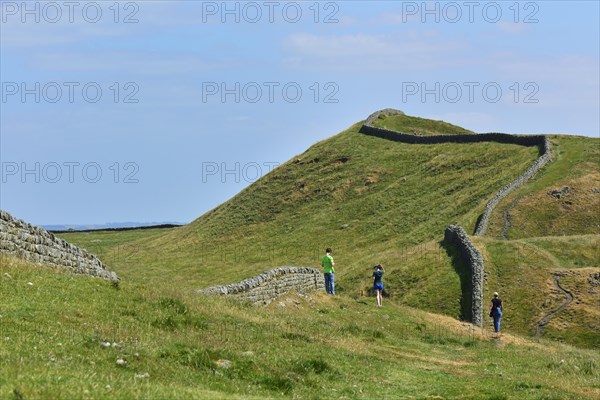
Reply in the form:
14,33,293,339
197,266,324,305
0,210,118,282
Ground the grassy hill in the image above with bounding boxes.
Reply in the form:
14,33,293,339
5,111,599,397
486,135,600,239
370,113,475,136
58,113,599,349
61,120,539,293
478,235,599,348
2,255,599,399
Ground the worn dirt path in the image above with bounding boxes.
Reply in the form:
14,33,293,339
535,274,574,338
501,195,520,240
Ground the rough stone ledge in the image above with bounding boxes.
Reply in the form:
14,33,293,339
444,224,484,327
0,209,118,282
196,266,324,304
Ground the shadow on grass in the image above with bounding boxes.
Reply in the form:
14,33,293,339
473,213,484,235
441,239,472,322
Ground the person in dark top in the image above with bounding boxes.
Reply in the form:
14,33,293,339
489,292,503,334
372,264,385,307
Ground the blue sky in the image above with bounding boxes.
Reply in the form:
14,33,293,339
1,0,599,226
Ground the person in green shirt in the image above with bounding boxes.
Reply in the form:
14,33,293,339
322,248,335,295
372,264,385,307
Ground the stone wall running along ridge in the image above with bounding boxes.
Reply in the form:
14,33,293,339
0,210,119,282
472,137,552,236
360,108,553,236
444,225,485,327
360,108,554,326
197,266,324,305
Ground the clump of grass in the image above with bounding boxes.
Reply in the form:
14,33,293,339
546,359,564,370
340,323,363,335
292,358,333,375
152,315,181,331
581,360,598,376
157,296,188,314
256,376,294,394
371,330,385,339
514,382,543,390
486,395,508,400
281,332,312,342
159,344,220,371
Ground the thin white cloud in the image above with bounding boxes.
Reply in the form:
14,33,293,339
24,51,229,75
281,32,469,71
496,21,531,34
0,15,139,47
0,2,200,48
493,55,599,85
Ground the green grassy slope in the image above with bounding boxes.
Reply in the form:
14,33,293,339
371,113,475,136
57,228,172,268
62,121,538,294
478,235,600,348
486,135,600,239
354,234,600,349
58,114,598,348
2,256,599,400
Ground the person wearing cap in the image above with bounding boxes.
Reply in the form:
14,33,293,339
322,248,335,295
489,292,503,334
372,264,385,307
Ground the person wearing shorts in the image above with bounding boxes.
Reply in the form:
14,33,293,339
372,264,385,307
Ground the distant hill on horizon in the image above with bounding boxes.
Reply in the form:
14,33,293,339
42,221,186,232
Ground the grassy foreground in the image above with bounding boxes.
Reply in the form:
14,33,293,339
2,256,599,400
9,112,596,397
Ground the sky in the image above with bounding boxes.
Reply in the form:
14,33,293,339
1,0,599,226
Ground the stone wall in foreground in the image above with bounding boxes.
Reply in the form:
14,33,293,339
444,224,484,327
0,210,118,282
197,266,324,305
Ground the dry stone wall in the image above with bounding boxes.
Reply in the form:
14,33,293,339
360,108,554,326
444,225,484,326
198,267,324,305
360,108,553,236
473,137,552,236
0,210,118,282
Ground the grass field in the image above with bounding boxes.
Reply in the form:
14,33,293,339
486,135,600,239
4,112,598,397
57,115,599,349
2,256,599,400
371,113,475,136
60,121,539,295
478,236,600,347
